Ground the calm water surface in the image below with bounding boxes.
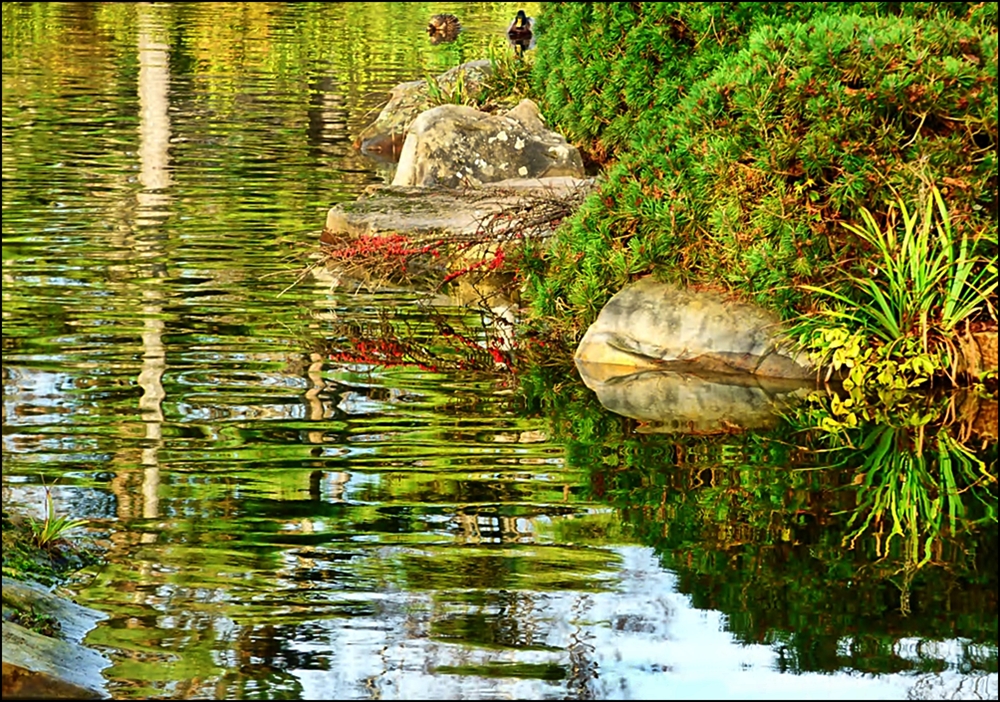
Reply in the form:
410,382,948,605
3,3,997,700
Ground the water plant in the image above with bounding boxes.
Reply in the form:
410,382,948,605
2,492,96,586
27,484,89,550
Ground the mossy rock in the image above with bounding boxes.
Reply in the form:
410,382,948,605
353,60,494,160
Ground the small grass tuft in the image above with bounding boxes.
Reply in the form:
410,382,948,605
27,483,89,550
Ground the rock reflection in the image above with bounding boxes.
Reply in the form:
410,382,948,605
576,360,814,433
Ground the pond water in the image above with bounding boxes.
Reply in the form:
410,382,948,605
2,3,997,700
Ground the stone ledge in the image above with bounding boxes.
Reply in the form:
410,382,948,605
2,579,110,700
323,177,596,241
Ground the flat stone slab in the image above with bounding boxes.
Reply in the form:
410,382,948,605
324,177,595,240
3,579,111,700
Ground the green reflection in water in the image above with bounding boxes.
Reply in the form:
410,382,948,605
434,661,567,680
788,387,997,571
524,361,999,676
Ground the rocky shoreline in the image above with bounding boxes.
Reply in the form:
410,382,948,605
322,59,1000,418
3,578,111,700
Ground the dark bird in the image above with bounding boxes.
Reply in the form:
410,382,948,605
427,13,462,44
507,9,535,52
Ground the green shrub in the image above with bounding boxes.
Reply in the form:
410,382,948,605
526,5,998,340
531,2,994,162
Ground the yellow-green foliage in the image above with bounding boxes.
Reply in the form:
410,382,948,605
524,3,998,339
790,185,998,388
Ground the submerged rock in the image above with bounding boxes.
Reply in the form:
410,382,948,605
392,99,585,188
2,579,110,700
575,277,813,379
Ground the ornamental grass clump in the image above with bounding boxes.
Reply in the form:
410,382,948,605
477,44,534,111
28,486,88,550
790,184,997,388
425,67,476,108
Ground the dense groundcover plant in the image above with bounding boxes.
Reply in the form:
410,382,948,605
524,2,998,340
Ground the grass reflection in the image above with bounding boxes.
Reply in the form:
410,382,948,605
787,387,997,575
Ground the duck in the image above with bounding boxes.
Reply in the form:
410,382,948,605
507,9,535,50
427,13,462,44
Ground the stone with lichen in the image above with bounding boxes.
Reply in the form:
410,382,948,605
392,99,584,188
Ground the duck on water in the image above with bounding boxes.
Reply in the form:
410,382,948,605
507,9,535,52
427,13,461,44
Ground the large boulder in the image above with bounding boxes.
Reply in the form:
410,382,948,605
353,60,493,161
392,99,585,188
575,277,813,379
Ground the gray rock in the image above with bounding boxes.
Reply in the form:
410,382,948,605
3,620,110,699
574,277,814,379
3,579,106,646
2,579,110,700
354,60,494,161
392,99,585,188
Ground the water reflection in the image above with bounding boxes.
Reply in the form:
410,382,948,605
576,361,813,434
134,4,173,541
783,387,998,591
2,2,995,700
553,364,998,694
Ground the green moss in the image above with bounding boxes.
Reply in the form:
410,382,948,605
2,508,100,587
2,597,62,637
2,504,102,636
